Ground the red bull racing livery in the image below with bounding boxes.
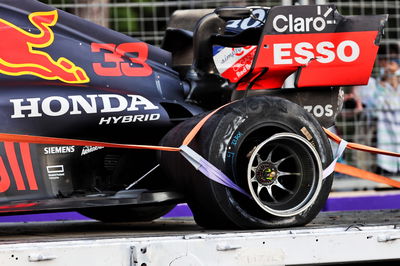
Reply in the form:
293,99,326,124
0,0,387,229
0,10,89,83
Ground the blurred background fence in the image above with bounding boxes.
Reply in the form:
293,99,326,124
40,0,399,45
39,0,400,190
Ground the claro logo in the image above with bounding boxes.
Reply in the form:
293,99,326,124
272,6,336,33
10,94,159,118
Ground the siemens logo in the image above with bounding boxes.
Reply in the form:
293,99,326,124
44,146,75,155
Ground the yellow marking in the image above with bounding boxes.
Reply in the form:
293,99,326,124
0,10,89,83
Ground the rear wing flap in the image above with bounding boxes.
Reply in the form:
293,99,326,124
251,5,388,89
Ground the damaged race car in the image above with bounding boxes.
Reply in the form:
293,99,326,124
0,0,387,229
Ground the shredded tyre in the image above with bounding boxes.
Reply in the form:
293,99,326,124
160,96,333,229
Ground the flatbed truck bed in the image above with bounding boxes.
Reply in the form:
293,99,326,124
0,210,400,265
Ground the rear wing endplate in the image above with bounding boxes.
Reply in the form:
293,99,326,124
251,5,388,89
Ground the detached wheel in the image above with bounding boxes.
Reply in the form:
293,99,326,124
160,96,333,229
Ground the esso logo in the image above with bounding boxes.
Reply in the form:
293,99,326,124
273,40,360,65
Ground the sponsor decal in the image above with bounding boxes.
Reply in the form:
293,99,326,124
214,46,257,82
0,10,89,83
10,94,160,124
213,9,268,83
98,114,160,125
226,8,268,31
81,146,104,156
255,31,379,88
230,132,243,146
46,165,64,180
44,146,75,155
272,6,336,33
273,40,359,65
92,42,152,77
303,104,333,118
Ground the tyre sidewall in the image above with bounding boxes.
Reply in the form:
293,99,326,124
205,96,333,228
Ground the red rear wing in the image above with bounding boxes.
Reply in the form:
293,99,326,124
242,5,388,90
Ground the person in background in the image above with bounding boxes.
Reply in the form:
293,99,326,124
337,43,400,175
374,56,400,175
350,77,379,172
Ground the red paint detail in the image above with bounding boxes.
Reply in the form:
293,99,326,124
233,47,244,56
59,59,74,69
76,69,87,81
0,11,89,83
117,42,152,76
296,32,378,87
4,142,25,191
249,31,379,89
91,43,123,76
0,157,11,193
0,133,181,152
236,69,265,91
0,202,37,210
19,143,38,191
92,42,153,77
221,47,256,83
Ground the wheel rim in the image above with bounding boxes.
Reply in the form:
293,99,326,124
247,133,323,217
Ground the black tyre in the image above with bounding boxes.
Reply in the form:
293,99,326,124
78,204,175,222
160,96,333,229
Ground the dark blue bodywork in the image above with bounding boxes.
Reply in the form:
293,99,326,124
0,0,201,210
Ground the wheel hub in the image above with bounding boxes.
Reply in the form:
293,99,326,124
247,133,323,217
255,163,277,185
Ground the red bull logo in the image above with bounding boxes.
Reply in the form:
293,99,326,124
0,10,89,83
